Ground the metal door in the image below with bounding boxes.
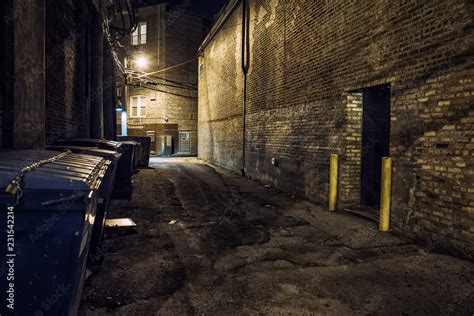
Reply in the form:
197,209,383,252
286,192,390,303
178,131,191,154
146,130,156,155
160,135,173,156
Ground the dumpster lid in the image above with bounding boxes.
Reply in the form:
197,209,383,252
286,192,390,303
120,141,139,145
0,150,106,193
47,145,122,160
54,139,122,151
119,141,140,149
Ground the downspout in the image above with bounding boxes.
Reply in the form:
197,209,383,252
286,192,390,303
241,0,250,176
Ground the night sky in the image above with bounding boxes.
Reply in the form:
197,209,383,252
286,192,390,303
137,0,228,20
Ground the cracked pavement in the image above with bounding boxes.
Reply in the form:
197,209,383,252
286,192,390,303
80,158,474,315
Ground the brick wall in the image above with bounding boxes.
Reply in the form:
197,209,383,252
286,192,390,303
123,5,206,155
43,1,117,144
199,0,474,257
0,1,115,147
341,92,363,205
44,0,90,144
163,10,205,155
198,5,244,170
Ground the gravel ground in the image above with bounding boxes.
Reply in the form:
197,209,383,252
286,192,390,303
79,157,474,315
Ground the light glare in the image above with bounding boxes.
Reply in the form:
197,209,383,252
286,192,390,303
135,57,148,69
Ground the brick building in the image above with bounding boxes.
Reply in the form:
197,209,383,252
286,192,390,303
198,0,474,258
0,0,118,149
117,3,208,156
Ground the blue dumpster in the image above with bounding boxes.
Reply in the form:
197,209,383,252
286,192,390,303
117,136,151,167
0,150,106,315
54,139,134,186
119,141,140,172
47,145,122,255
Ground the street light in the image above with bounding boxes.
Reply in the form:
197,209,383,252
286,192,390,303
135,56,148,70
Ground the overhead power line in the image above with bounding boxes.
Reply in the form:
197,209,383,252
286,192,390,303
140,83,197,100
135,58,197,79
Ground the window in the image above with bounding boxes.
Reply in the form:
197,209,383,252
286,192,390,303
132,22,147,46
130,96,147,118
140,23,147,44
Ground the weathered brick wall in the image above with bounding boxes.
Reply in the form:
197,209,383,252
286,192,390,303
125,5,205,155
341,92,363,205
0,1,113,147
163,11,204,154
0,1,102,147
44,0,91,144
198,5,244,170
199,0,474,257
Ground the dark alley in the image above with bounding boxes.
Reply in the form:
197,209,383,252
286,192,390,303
80,158,474,314
1,0,473,315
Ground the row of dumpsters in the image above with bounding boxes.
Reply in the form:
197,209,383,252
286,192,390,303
0,137,150,315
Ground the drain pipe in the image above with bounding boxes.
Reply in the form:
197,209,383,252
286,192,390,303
241,0,250,176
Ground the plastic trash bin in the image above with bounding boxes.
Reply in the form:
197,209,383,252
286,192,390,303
0,150,107,315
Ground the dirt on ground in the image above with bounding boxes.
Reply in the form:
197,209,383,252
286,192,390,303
80,158,474,315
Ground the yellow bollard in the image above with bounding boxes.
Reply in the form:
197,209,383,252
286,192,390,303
329,154,338,211
379,157,392,232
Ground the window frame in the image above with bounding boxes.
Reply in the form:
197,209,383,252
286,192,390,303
140,23,147,44
130,95,147,118
131,22,147,46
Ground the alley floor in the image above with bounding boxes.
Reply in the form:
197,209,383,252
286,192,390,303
80,158,474,315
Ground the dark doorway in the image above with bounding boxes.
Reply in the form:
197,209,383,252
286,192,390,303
361,84,391,208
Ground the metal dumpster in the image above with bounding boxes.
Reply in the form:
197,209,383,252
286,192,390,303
54,138,122,151
47,145,122,254
54,139,134,186
120,141,140,171
0,150,107,315
117,136,151,167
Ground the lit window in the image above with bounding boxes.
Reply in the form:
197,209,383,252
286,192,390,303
132,32,138,46
130,96,147,117
140,23,147,44
131,22,147,46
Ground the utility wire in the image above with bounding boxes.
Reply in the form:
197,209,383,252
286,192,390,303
135,58,197,79
150,75,197,89
140,83,197,100
140,78,197,91
126,67,197,89
98,0,141,74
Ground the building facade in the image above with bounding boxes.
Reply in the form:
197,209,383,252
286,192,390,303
0,0,118,149
118,4,208,156
198,0,474,258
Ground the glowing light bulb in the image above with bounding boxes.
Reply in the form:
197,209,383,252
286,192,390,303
135,56,148,69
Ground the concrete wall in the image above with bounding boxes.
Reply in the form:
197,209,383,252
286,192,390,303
198,0,474,258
